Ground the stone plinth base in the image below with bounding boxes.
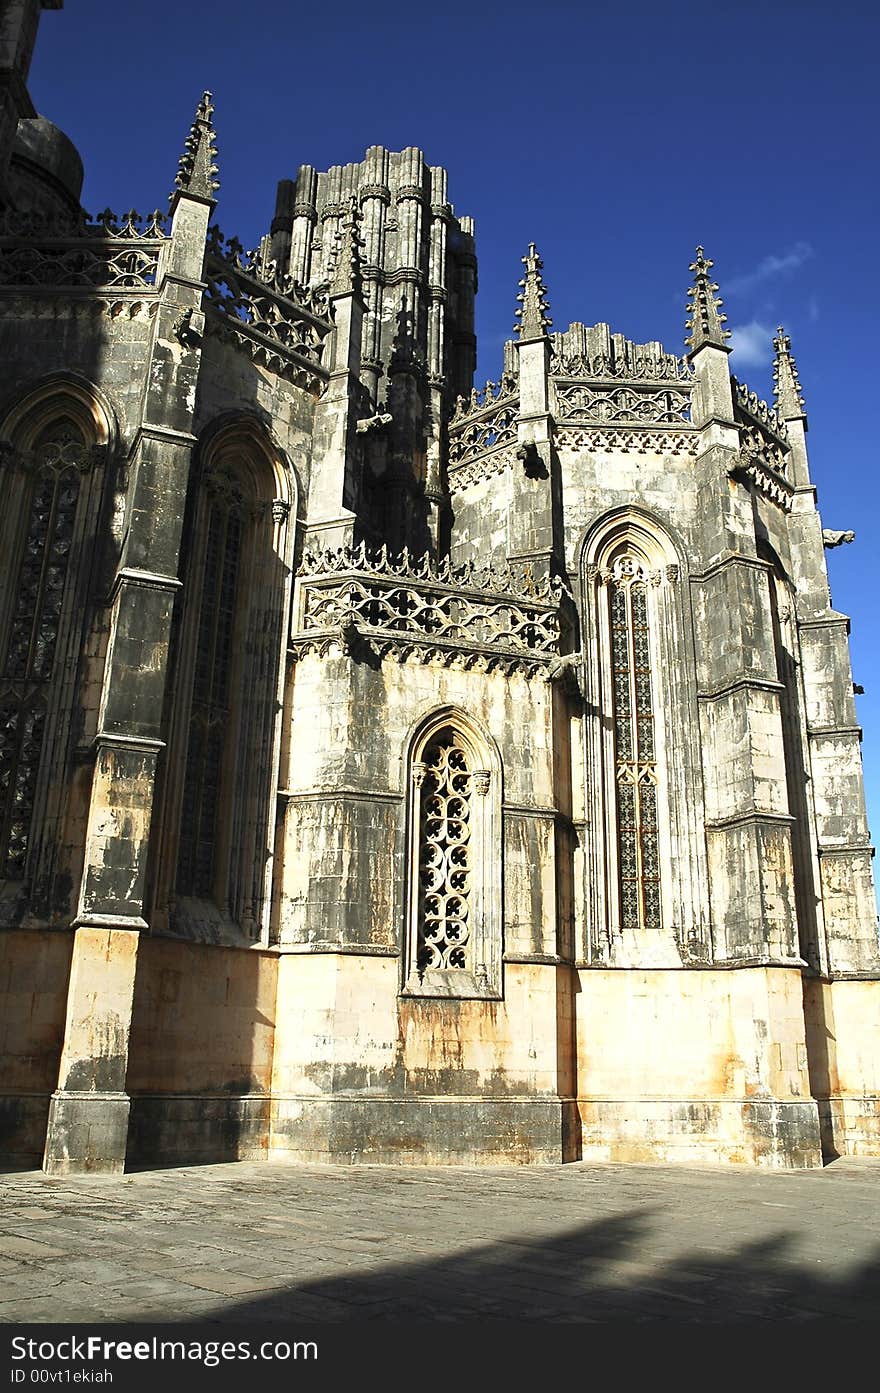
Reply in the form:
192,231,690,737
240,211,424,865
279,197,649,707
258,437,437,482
269,1095,579,1165
577,1098,822,1168
43,1091,131,1175
803,977,880,1159
127,1094,271,1166
0,1093,52,1167
816,1098,880,1159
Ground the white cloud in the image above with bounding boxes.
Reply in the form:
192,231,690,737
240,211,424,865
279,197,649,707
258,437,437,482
728,320,774,368
726,242,814,296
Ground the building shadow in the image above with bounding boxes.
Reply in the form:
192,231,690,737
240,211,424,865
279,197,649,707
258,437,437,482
196,1208,880,1324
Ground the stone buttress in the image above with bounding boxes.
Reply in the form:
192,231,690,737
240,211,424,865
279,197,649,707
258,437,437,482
0,1,878,1173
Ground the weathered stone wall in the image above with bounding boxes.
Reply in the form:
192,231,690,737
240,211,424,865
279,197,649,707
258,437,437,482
270,649,571,1162
126,936,277,1164
270,955,573,1163
193,337,317,496
803,977,880,1159
576,965,821,1167
0,928,72,1162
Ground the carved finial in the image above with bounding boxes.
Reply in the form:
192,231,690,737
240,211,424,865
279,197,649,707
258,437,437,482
328,196,365,297
172,91,220,203
685,246,730,352
514,242,552,339
772,325,806,419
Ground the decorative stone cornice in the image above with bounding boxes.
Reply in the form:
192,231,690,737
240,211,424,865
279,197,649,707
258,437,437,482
557,426,699,457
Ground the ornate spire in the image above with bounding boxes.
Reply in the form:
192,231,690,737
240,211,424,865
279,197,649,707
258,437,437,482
514,242,552,339
328,196,365,297
772,325,806,418
685,246,730,352
172,91,219,203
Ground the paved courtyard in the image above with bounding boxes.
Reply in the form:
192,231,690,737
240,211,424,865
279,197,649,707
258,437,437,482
1,1156,879,1324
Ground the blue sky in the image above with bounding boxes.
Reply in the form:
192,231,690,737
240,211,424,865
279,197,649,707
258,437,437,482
30,1,880,866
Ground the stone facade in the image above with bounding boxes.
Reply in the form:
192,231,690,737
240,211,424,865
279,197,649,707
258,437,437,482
1,2,878,1174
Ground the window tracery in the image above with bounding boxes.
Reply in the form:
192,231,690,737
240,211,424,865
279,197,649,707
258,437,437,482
404,712,501,998
581,513,709,965
608,559,661,933
152,423,294,944
416,732,473,972
0,420,85,879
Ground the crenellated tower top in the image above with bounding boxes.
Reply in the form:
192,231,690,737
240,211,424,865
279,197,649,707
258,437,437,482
172,92,219,205
515,242,552,341
685,246,730,353
773,325,806,421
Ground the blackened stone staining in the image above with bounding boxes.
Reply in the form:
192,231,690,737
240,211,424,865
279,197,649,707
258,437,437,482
0,2,878,1176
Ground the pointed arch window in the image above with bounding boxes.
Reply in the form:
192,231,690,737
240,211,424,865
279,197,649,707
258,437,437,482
608,559,661,933
404,714,502,999
582,514,710,965
152,424,294,944
0,420,86,879
175,473,245,899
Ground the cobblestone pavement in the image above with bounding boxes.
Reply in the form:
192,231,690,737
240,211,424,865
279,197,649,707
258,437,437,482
1,1157,879,1324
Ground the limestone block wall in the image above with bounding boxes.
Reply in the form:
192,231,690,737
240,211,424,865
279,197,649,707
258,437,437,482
193,337,318,500
575,965,821,1167
270,955,573,1163
0,928,72,1162
126,936,278,1164
271,650,572,1161
803,978,880,1158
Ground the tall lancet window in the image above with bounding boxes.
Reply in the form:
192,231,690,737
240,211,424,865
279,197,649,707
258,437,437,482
582,514,710,966
152,421,295,944
404,710,502,999
0,421,85,879
417,731,474,972
175,475,244,898
609,560,661,932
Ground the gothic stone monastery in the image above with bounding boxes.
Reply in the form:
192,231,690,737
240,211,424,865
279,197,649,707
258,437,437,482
1,1,879,1174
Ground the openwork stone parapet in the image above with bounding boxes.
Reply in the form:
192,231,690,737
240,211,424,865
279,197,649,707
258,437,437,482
554,380,692,426
0,207,167,292
448,390,518,465
291,543,568,674
450,376,518,423
203,232,333,392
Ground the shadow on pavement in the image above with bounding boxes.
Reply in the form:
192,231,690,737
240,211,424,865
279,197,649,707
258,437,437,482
204,1209,880,1323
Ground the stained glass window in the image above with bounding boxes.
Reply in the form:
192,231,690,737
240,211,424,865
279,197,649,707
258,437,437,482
609,570,661,931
